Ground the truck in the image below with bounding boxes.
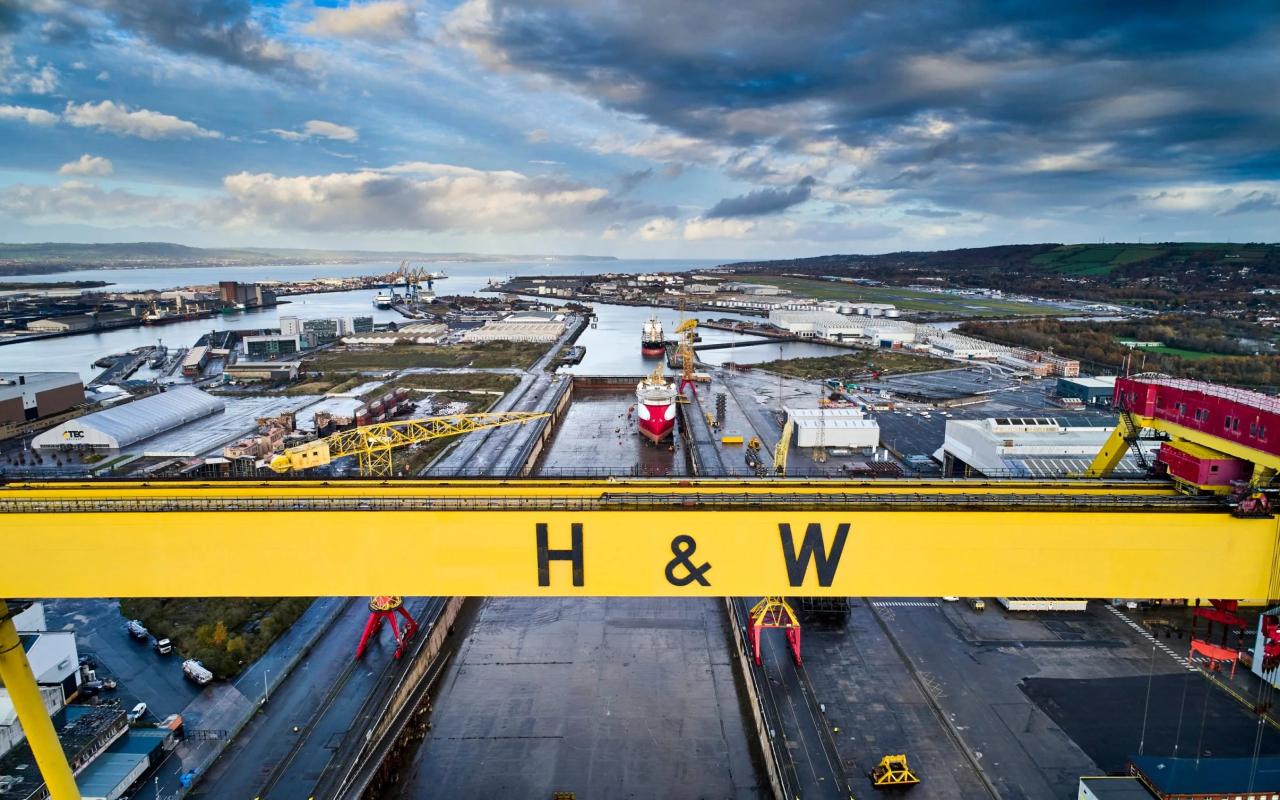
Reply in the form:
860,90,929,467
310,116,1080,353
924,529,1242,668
154,637,172,655
126,619,149,641
182,659,213,686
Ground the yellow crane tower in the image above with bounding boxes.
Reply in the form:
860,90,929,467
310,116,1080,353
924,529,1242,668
674,318,698,396
773,416,794,476
269,411,550,477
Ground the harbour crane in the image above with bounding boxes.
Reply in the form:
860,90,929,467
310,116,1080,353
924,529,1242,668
269,410,550,660
674,318,699,396
268,411,550,477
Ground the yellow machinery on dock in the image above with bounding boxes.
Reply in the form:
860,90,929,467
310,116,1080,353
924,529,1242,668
871,754,920,788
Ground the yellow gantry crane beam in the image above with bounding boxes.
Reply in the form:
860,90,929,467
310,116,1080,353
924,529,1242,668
268,412,550,476
3,476,1279,798
3,477,1275,599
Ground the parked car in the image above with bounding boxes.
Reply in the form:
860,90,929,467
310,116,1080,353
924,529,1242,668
80,680,104,697
78,655,96,669
101,678,118,690
126,620,149,641
155,638,172,655
127,702,147,723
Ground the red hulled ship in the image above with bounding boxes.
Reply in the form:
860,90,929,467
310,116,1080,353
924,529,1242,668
635,365,677,443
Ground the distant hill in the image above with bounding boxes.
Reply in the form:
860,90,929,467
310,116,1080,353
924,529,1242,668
0,242,617,275
722,242,1280,312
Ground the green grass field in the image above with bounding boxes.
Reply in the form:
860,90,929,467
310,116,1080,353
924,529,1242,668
304,341,546,371
753,349,957,380
736,275,1070,317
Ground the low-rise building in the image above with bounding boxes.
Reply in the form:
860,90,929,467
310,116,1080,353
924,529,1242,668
786,407,880,448
462,314,566,343
27,314,97,333
242,334,302,359
32,386,225,451
1057,376,1117,405
343,322,448,346
940,415,1154,478
224,361,301,382
768,310,862,341
0,372,84,425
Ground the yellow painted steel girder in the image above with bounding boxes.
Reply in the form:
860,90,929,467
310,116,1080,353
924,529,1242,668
2,478,1277,599
268,412,549,476
773,417,794,475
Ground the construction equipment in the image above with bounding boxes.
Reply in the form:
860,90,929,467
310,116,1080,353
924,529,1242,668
870,754,920,788
773,416,794,476
747,596,801,665
674,318,699,396
268,411,550,477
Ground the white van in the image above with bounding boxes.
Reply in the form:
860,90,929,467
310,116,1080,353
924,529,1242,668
128,702,147,723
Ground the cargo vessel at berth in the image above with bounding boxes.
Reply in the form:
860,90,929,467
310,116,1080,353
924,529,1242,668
641,316,665,356
635,365,677,443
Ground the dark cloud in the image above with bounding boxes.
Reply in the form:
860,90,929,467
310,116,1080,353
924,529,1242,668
0,0,24,34
706,176,814,218
617,168,652,194
457,0,1280,216
20,0,303,73
1221,192,1280,216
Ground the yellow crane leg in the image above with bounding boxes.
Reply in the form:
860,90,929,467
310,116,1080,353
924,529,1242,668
1084,416,1134,477
0,600,80,799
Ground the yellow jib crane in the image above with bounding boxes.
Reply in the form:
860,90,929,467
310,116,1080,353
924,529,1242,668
269,411,550,477
674,318,698,396
773,416,794,476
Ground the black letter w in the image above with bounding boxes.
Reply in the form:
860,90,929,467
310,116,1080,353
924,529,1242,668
779,523,849,587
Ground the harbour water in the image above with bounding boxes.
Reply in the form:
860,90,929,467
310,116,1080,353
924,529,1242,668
0,258,847,379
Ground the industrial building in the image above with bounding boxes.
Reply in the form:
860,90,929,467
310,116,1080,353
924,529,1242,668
1128,755,1280,799
224,361,302,381
785,407,881,448
463,313,566,343
1058,376,1118,405
768,310,863,341
1077,776,1156,799
0,372,84,424
218,281,276,309
31,386,225,451
0,687,63,760
181,345,210,377
939,415,1155,477
0,706,128,800
343,322,448,346
242,334,301,359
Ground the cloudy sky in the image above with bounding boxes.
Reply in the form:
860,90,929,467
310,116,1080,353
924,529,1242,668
0,1,1277,258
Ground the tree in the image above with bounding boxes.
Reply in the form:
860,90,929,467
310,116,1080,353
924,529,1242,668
212,620,228,649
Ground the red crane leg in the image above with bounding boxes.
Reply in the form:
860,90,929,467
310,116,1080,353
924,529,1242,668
355,612,382,660
387,613,405,658
397,606,419,640
750,623,763,666
786,627,802,665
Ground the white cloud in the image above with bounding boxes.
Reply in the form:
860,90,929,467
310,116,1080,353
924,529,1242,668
1023,144,1113,173
215,165,610,233
58,154,114,176
0,104,59,126
302,119,358,142
63,101,222,140
592,132,726,165
269,119,359,143
682,217,756,240
636,217,679,240
0,43,59,95
304,1,418,41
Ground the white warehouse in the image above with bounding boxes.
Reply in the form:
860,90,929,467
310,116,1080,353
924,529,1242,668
32,386,225,451
768,310,862,341
786,407,880,448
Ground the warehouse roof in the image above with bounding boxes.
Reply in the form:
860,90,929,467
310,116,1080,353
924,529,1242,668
32,386,224,450
1130,755,1280,795
0,372,81,401
1076,777,1153,799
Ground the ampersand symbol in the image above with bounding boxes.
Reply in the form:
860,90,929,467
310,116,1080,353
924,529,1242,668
665,535,712,586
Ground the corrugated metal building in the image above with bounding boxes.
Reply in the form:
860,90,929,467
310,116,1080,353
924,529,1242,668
940,415,1156,478
1130,754,1280,799
785,407,880,448
31,386,225,451
0,372,84,424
